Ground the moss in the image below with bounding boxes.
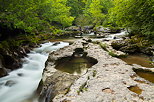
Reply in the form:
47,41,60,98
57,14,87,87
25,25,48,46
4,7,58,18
93,70,97,77
77,82,88,95
149,61,154,67
99,42,108,51
108,51,118,57
108,50,128,58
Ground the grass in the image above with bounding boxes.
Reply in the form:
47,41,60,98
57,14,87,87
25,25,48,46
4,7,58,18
99,42,108,51
108,51,118,57
77,82,88,95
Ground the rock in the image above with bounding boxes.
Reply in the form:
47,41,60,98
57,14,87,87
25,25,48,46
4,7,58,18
141,47,153,55
0,58,3,68
0,68,7,77
95,26,110,32
119,44,139,53
39,71,79,101
40,40,154,102
111,38,153,55
95,26,121,33
65,26,80,31
53,42,60,46
17,73,24,76
102,88,114,94
74,36,83,38
111,40,128,50
5,80,16,87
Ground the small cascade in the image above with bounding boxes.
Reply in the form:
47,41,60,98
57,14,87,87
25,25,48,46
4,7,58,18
104,31,128,40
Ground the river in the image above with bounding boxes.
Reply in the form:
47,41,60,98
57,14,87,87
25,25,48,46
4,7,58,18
0,42,69,102
0,31,152,102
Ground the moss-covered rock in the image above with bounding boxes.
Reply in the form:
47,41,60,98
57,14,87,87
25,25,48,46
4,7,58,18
111,36,153,55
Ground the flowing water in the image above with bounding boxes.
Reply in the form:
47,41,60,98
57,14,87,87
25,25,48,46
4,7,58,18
0,31,150,102
0,42,69,102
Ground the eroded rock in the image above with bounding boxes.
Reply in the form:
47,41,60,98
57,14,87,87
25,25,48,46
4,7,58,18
40,40,154,102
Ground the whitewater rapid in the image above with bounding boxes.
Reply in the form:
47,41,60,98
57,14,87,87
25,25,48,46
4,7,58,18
0,42,69,102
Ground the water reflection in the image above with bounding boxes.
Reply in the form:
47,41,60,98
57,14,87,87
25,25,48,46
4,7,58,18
55,56,98,75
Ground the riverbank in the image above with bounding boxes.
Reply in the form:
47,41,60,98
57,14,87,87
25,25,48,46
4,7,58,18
0,30,82,77
40,39,154,102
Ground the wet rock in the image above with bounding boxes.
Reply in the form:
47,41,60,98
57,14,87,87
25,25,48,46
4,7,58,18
2,55,22,70
0,68,8,77
5,80,16,87
53,42,60,46
111,36,153,55
17,73,24,76
39,71,79,101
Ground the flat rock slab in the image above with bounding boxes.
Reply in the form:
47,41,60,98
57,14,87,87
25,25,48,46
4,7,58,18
41,40,154,102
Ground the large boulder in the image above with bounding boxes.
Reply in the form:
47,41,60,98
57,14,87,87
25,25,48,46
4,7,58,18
111,40,128,50
111,36,154,55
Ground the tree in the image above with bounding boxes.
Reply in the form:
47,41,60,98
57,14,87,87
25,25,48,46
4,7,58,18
0,0,74,33
84,0,105,26
110,0,154,38
67,0,85,17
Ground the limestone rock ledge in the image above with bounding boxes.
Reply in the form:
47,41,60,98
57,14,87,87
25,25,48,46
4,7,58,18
40,40,154,102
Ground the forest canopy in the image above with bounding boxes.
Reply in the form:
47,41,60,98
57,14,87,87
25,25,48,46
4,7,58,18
0,0,154,38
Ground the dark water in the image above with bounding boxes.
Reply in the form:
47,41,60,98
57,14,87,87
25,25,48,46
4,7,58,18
121,54,153,68
55,56,98,75
134,70,154,83
121,54,154,84
128,85,142,95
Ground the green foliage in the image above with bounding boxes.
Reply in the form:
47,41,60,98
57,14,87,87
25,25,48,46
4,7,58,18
84,0,105,26
109,0,154,39
108,51,118,57
67,0,85,17
75,14,92,27
128,35,151,48
99,42,108,51
0,0,74,33
149,61,154,67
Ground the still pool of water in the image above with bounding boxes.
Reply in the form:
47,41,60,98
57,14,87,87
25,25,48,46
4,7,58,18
121,54,154,68
134,70,154,83
128,85,142,95
55,56,98,75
